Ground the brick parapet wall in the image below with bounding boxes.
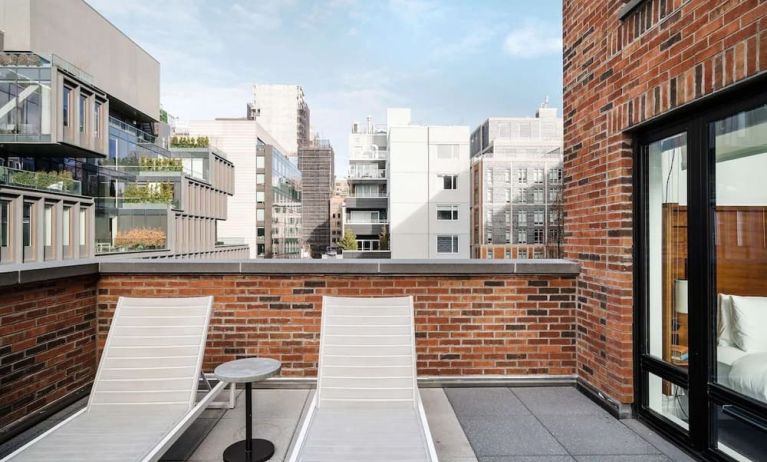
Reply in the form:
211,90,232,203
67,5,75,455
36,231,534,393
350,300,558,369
0,276,98,432
563,0,767,403
96,274,578,377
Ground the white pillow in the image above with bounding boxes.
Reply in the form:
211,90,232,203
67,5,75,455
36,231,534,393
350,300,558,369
718,294,735,347
730,295,767,353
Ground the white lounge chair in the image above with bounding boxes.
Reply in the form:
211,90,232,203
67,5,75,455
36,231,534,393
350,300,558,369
2,296,226,462
286,296,438,462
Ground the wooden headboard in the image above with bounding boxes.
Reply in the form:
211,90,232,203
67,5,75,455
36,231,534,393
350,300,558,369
715,206,767,297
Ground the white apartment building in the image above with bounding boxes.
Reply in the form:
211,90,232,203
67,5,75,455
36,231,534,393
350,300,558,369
387,109,470,259
175,118,293,259
470,101,564,259
249,84,310,160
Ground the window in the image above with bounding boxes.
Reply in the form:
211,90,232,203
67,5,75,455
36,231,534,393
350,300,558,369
62,86,71,127
440,174,457,190
436,235,459,253
505,169,511,183
94,101,102,139
435,144,459,160
533,249,544,259
257,174,265,184
518,249,528,259
257,191,265,202
518,230,527,244
23,202,33,247
517,168,528,184
533,168,544,183
505,231,511,243
487,250,494,259
257,156,265,169
548,168,563,183
518,211,527,225
505,248,512,259
486,210,493,225
534,210,544,226
505,211,510,223
549,210,559,223
436,205,459,220
43,203,53,247
534,190,544,203
79,93,87,133
486,168,493,184
486,189,492,202
0,199,9,250
505,188,511,202
534,228,545,244
79,208,87,246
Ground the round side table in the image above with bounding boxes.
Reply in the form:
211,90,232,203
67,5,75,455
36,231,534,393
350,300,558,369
214,358,282,462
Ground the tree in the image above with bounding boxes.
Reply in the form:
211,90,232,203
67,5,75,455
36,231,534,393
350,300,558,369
338,229,358,251
378,225,390,250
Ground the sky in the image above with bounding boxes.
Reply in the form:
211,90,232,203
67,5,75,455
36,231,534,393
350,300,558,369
86,0,563,173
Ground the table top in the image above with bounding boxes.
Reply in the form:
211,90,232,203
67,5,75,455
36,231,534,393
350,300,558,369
214,358,282,383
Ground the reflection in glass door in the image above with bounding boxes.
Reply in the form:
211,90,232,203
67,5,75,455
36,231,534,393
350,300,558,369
711,103,767,461
644,132,691,430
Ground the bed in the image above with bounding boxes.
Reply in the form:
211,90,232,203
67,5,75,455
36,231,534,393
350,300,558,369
717,294,767,403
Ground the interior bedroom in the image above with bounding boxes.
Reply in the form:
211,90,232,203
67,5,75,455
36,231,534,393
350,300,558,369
647,104,767,461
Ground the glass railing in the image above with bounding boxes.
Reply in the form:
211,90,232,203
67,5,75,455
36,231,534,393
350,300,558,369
350,151,388,161
0,166,82,195
345,218,389,224
95,196,180,210
109,117,157,144
348,169,387,179
348,192,388,198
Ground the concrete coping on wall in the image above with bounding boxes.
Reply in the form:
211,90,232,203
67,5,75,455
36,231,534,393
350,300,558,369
0,258,581,288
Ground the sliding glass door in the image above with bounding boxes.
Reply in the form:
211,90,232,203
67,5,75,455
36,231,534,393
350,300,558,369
635,85,767,461
710,103,767,461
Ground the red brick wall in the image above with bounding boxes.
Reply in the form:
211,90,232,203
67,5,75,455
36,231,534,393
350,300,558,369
563,0,767,403
0,276,98,431
96,274,577,376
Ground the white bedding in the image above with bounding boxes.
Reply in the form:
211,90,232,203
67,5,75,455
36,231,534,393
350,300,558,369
728,352,767,402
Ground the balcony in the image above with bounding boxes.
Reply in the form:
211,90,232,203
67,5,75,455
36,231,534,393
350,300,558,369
0,260,695,462
0,167,82,195
348,169,387,180
344,193,387,209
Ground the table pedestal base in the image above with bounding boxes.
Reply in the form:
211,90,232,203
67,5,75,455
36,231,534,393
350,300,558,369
222,439,275,462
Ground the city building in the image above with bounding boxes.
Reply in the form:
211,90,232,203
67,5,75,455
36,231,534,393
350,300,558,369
344,116,390,256
297,139,334,258
176,118,301,258
334,178,349,196
470,102,564,259
329,179,348,252
329,195,344,252
248,84,310,160
0,0,247,264
387,109,470,259
564,0,767,460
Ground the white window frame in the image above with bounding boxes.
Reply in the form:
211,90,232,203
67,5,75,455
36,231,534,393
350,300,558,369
436,205,459,221
436,235,459,254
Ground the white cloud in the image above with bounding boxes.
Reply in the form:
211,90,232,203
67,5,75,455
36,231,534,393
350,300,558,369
503,20,562,58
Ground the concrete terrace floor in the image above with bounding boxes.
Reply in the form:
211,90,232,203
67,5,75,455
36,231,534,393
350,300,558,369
0,387,696,462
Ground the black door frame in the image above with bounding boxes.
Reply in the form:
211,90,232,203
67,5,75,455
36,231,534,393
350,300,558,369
631,74,767,461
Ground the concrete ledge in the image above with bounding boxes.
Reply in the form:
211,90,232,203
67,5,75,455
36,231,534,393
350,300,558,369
99,259,580,276
0,260,100,288
0,258,581,288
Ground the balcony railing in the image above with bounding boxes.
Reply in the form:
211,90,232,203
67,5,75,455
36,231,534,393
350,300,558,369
347,192,388,198
345,218,389,224
0,166,82,195
96,196,180,210
109,117,157,144
348,169,387,180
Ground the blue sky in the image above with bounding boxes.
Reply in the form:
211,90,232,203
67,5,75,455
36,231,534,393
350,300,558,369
86,0,563,172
